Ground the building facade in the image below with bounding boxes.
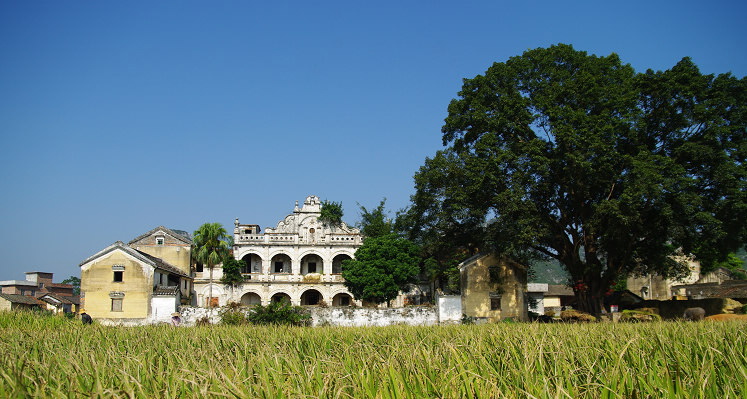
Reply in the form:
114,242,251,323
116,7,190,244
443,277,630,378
459,253,529,322
79,227,193,324
193,195,362,307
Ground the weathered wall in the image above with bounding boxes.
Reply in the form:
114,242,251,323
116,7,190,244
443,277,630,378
80,250,151,319
176,306,440,327
437,295,462,324
461,254,527,321
309,306,438,327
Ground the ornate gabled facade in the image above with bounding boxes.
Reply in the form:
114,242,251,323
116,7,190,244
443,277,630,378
193,195,362,307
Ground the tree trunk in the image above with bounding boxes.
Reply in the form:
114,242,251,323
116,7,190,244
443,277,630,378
572,276,606,317
208,264,213,307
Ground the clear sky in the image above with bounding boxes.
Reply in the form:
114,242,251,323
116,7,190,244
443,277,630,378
1,1,745,281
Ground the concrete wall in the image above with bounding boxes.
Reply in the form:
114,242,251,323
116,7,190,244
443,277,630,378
309,306,438,327
437,295,462,324
80,250,152,319
177,306,441,327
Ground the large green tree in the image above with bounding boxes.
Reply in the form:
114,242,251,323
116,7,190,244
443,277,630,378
409,44,746,315
357,198,394,238
341,234,421,305
193,222,230,307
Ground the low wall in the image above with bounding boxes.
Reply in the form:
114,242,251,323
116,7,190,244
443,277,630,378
176,305,439,327
309,306,438,327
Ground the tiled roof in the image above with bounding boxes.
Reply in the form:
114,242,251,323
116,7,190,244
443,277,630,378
0,293,43,305
153,285,180,296
128,226,192,245
39,293,79,305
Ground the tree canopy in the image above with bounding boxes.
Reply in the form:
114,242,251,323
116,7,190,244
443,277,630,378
341,234,421,305
220,258,246,286
62,276,80,296
193,222,230,306
408,44,747,315
318,200,344,227
357,198,394,238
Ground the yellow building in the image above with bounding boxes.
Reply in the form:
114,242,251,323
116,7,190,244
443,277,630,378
459,254,528,322
79,227,192,325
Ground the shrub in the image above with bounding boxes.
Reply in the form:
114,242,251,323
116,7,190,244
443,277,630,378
619,309,662,322
246,301,310,326
560,309,596,322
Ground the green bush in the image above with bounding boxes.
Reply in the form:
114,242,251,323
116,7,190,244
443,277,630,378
619,309,662,322
246,301,310,326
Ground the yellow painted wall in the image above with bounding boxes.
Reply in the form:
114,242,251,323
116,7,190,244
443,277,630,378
461,254,527,321
80,250,152,319
135,245,191,274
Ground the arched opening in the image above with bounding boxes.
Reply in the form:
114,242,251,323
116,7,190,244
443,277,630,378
270,253,291,274
240,253,263,274
271,292,291,304
332,293,353,307
300,289,323,306
332,254,352,274
240,292,261,306
301,254,323,275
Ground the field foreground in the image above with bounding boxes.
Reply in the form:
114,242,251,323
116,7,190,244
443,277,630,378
1,311,746,398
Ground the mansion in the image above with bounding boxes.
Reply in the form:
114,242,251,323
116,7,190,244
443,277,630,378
194,195,362,308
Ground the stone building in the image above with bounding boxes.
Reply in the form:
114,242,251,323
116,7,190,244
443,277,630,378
193,195,361,307
0,272,74,298
79,227,193,324
627,256,701,300
459,253,528,322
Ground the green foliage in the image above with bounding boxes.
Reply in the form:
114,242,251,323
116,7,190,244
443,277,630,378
246,301,310,326
192,223,230,269
318,200,344,227
220,258,246,286
219,304,247,325
341,234,421,304
409,44,747,315
62,276,81,295
357,198,393,238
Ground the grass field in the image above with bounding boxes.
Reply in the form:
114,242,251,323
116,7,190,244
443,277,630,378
1,311,745,398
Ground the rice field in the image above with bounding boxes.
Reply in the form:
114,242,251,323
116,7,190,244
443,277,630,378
1,311,746,398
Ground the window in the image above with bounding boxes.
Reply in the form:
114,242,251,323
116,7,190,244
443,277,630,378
195,262,203,272
274,262,284,273
490,296,501,311
113,271,123,282
111,298,123,312
156,236,164,245
308,262,317,273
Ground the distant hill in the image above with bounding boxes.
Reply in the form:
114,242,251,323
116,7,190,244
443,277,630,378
529,258,569,284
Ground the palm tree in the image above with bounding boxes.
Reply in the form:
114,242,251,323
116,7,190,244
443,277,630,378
193,222,229,307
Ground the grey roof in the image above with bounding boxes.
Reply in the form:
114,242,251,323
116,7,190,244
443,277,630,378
39,293,79,306
128,226,193,245
546,284,574,296
0,293,43,305
80,241,190,278
153,285,180,296
0,280,37,287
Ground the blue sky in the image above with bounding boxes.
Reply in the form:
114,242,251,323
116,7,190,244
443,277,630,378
1,1,745,281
